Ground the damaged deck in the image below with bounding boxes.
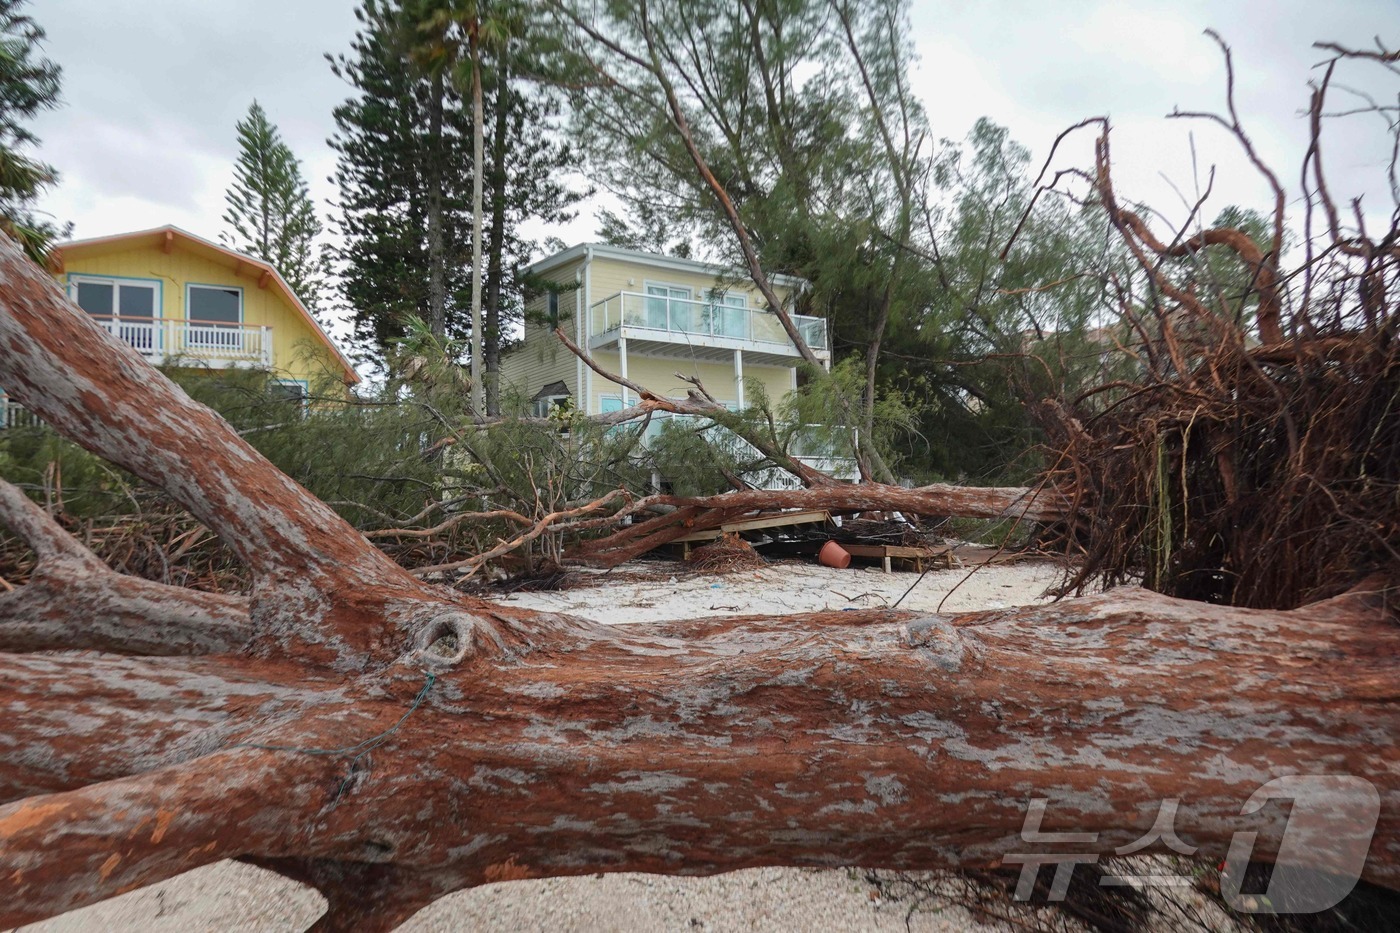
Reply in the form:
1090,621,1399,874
674,508,833,554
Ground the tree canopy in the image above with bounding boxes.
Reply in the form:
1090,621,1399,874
0,0,63,261
330,0,583,394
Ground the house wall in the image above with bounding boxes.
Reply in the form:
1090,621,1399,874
498,257,584,411
60,244,340,386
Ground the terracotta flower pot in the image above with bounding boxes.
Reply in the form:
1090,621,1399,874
818,540,852,569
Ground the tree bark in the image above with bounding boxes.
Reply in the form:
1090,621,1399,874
468,34,486,416
2,585,1396,929
0,477,249,655
482,56,510,418
425,70,447,338
0,234,1397,930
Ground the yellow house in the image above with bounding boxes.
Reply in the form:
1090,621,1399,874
502,243,828,416
44,225,358,398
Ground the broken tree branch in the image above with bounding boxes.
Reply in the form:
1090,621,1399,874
0,477,250,655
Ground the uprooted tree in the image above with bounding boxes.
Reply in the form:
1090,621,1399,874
2,219,1399,931
3,34,1400,933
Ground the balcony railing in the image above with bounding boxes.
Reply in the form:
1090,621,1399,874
84,316,272,367
2,400,40,430
589,291,828,352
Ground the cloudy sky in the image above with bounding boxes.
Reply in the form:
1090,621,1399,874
30,1,1398,269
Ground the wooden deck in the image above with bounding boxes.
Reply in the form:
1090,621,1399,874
838,543,1048,572
674,508,833,553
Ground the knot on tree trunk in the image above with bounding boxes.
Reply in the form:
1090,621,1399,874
905,615,979,673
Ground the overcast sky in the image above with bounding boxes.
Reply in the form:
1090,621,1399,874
30,1,1399,277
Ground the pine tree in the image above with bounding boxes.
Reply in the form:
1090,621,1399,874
220,101,330,316
329,0,476,364
0,0,64,262
477,11,584,414
329,0,582,391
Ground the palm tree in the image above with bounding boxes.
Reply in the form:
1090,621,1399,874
400,0,517,416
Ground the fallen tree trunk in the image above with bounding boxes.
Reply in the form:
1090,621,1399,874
0,234,1396,931
2,586,1396,929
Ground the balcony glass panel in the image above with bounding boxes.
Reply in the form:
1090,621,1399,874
589,290,827,353
750,311,788,344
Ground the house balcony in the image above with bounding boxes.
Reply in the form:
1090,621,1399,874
588,291,829,367
86,316,272,368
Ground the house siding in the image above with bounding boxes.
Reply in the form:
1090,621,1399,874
499,257,583,410
589,352,794,413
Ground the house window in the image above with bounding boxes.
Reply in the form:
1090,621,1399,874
705,290,747,339
187,284,243,350
532,395,570,418
531,380,572,417
644,283,691,330
69,275,159,353
268,379,308,413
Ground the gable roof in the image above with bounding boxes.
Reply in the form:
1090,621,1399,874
51,225,360,385
527,242,810,290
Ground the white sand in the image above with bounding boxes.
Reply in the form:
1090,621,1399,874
18,560,1070,933
498,558,1067,623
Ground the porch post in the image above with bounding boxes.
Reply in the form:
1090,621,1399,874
619,334,629,408
734,348,744,409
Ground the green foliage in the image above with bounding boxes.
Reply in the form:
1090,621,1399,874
0,429,132,517
330,0,475,360
221,101,332,316
786,356,918,466
646,417,745,496
595,205,693,259
0,0,64,262
1,366,445,529
873,118,1133,482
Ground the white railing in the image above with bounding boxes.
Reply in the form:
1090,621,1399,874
84,316,272,367
589,291,828,351
2,400,40,429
